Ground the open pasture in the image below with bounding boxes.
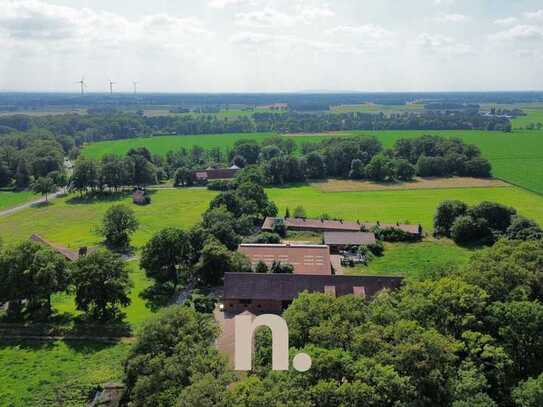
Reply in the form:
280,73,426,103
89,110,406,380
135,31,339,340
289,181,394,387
0,190,37,211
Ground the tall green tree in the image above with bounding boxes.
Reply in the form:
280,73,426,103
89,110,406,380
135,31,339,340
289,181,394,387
100,204,139,252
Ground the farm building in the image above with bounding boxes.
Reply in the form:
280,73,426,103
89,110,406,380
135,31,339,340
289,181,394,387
192,165,240,182
261,217,423,237
238,243,332,275
323,231,377,253
30,234,95,262
222,273,403,314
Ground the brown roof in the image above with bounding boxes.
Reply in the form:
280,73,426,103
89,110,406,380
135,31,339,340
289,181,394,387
238,244,331,275
223,273,403,301
262,217,422,236
31,234,80,261
324,231,377,246
192,168,240,181
262,217,361,232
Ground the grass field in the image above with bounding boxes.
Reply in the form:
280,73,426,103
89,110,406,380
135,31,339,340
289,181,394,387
0,188,216,250
0,191,38,211
268,185,543,231
311,177,508,193
1,185,542,249
330,102,425,114
345,240,473,279
0,340,131,407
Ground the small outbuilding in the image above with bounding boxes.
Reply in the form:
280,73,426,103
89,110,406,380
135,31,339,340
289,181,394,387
323,231,377,253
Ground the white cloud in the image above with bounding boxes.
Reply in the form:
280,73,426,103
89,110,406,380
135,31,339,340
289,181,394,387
433,13,470,23
416,32,473,56
235,5,334,28
325,24,395,49
494,17,518,26
208,0,257,9
489,25,543,42
524,9,543,21
433,0,456,6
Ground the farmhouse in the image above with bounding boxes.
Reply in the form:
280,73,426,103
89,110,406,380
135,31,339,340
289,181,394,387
192,165,240,182
222,273,403,314
30,234,95,262
323,231,377,253
238,243,332,275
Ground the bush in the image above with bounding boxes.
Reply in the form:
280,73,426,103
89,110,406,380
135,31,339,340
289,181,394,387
464,158,492,177
207,180,233,191
416,155,447,177
393,159,416,181
468,201,516,233
506,216,543,241
375,227,419,242
293,206,307,218
255,261,269,273
434,200,469,237
367,241,385,256
245,232,281,244
270,261,294,274
450,215,492,245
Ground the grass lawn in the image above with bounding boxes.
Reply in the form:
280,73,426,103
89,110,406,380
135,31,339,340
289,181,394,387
0,190,38,211
0,339,131,407
344,240,473,280
267,185,543,232
0,188,216,250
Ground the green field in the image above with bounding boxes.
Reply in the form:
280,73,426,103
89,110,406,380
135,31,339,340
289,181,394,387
0,340,131,407
0,189,216,250
0,191,38,211
346,240,473,279
81,126,543,195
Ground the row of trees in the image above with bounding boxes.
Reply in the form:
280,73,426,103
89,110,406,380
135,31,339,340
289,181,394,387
434,200,543,245
0,241,131,321
221,135,492,186
123,239,543,406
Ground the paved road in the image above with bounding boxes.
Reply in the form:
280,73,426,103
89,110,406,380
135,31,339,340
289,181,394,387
0,190,65,218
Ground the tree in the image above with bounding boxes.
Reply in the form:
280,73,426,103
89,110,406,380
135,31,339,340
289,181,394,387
259,145,283,161
0,162,11,187
124,306,229,406
70,157,99,195
100,204,139,252
393,159,416,181
140,228,193,288
468,201,516,233
416,155,447,177
348,159,365,180
230,140,260,164
285,207,291,218
512,373,543,407
32,176,57,202
183,290,218,314
465,158,492,178
0,241,68,319
451,215,492,245
255,261,269,273
174,167,193,187
195,238,235,286
71,250,131,321
434,200,469,237
365,154,394,182
304,152,327,179
14,158,31,190
270,261,294,274
506,216,543,241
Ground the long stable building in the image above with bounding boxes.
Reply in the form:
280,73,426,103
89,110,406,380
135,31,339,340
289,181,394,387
262,217,423,237
223,273,403,314
238,243,332,275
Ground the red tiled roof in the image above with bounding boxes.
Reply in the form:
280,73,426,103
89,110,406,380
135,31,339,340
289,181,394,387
223,273,404,301
238,243,331,275
324,231,377,246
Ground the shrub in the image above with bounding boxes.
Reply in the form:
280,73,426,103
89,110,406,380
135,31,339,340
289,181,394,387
207,180,232,191
450,215,492,245
245,232,282,244
375,227,419,242
506,216,543,241
434,200,469,237
367,241,385,256
393,159,416,181
293,206,307,219
464,158,492,177
255,261,269,273
270,261,294,274
468,201,516,233
416,155,447,177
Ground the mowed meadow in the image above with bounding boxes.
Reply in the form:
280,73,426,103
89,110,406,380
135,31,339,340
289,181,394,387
2,184,543,250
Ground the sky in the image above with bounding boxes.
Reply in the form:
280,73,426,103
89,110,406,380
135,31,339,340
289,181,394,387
0,0,542,93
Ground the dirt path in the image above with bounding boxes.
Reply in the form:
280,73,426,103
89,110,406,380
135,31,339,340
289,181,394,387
0,190,66,218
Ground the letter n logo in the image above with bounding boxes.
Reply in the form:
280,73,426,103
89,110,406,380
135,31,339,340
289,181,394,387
234,314,311,372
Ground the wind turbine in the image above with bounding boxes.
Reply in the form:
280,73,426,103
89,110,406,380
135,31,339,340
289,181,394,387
133,81,138,95
108,80,116,95
75,77,86,95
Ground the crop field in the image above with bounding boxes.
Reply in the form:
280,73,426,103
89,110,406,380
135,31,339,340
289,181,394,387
330,102,425,114
0,190,37,211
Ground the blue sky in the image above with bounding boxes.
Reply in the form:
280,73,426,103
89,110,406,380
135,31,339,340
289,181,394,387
0,0,542,92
